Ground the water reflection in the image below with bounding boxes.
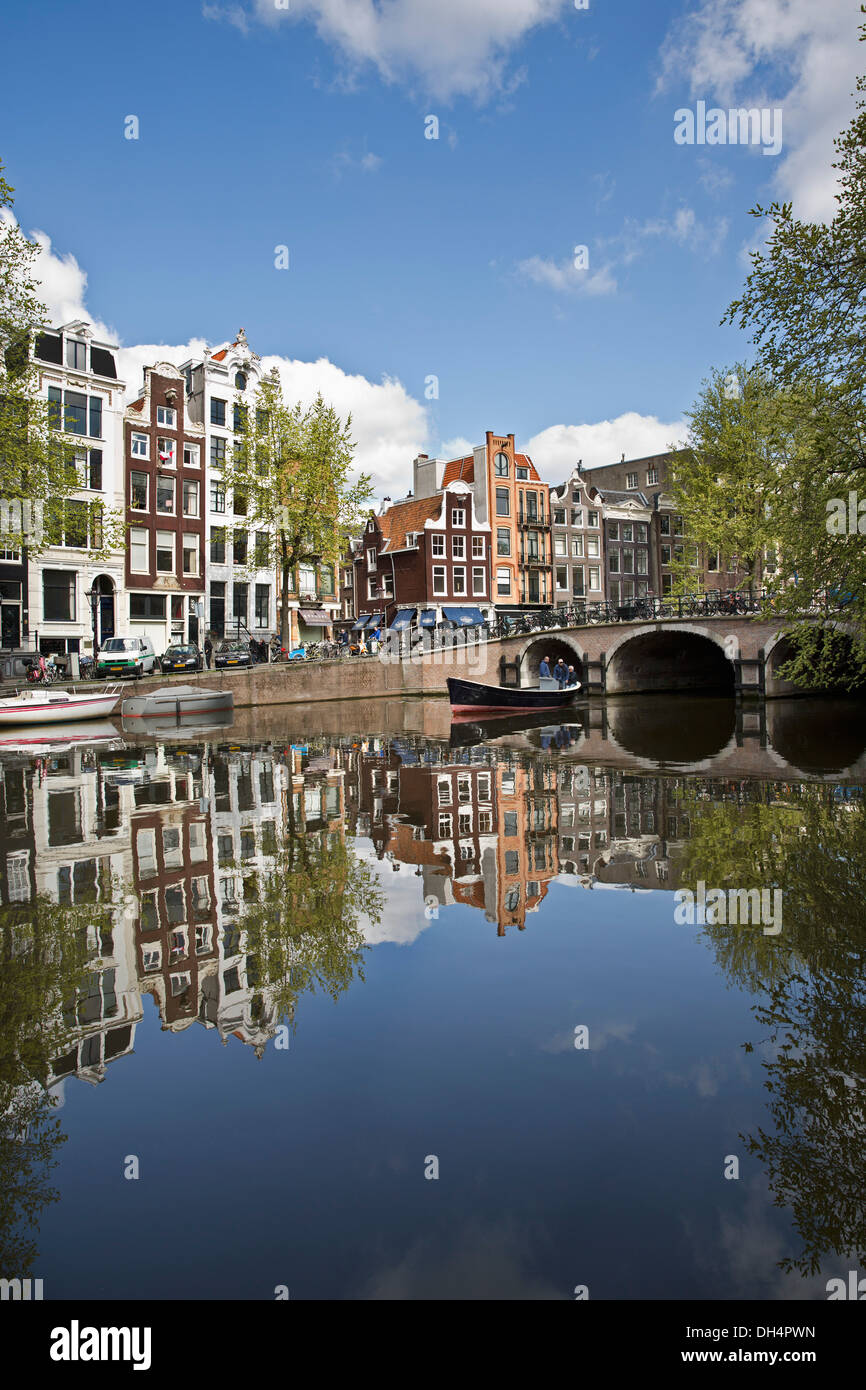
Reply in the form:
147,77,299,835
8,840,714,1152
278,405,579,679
0,695,863,1295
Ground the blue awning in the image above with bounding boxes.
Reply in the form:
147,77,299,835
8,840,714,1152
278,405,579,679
390,609,416,629
442,606,485,626
418,609,437,628
352,614,372,630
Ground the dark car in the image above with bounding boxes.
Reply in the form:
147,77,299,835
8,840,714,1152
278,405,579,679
160,643,204,674
214,641,253,669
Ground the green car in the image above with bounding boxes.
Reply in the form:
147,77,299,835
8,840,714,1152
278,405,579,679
96,636,158,679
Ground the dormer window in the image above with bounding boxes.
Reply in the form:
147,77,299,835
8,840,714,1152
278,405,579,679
516,465,529,480
65,339,87,371
235,371,247,391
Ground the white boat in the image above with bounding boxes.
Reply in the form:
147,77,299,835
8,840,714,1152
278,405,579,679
0,719,122,753
0,687,121,726
121,684,234,720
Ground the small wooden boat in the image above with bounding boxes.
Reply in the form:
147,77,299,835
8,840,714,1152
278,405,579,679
447,675,581,714
0,687,121,726
121,685,234,720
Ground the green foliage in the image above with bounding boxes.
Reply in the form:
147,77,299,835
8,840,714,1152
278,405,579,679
221,370,374,643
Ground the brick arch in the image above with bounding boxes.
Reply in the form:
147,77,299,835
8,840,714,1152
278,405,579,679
604,624,735,694
516,634,586,686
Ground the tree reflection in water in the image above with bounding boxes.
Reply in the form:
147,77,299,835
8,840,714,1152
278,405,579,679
681,785,866,1276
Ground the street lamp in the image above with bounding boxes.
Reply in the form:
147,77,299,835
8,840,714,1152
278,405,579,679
85,581,99,655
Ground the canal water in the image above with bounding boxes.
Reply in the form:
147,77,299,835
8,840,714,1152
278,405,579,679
1,695,863,1300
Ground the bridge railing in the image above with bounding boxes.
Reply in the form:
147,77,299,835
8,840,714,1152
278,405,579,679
489,589,854,636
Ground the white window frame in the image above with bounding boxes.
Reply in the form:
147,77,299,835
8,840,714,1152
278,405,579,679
131,432,148,459
452,566,466,596
182,534,199,576
432,565,447,595
451,508,466,528
157,436,176,466
183,442,200,468
496,566,511,596
130,527,149,573
155,530,175,575
431,532,445,557
157,405,176,428
471,536,484,558
472,566,486,596
452,534,465,559
182,479,200,517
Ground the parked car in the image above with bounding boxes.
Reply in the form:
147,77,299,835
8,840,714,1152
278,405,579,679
96,636,158,679
159,643,204,674
214,641,254,669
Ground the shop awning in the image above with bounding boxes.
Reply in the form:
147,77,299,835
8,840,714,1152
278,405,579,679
299,608,331,625
352,614,372,630
418,609,437,628
442,606,485,626
390,609,416,629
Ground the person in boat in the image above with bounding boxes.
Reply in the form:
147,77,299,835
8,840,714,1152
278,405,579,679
553,658,569,688
539,655,552,679
566,664,577,687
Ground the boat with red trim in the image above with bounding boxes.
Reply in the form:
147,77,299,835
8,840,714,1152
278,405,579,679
0,687,121,725
447,675,581,714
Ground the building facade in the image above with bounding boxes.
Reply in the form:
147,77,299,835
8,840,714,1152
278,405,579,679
30,320,126,657
124,363,207,653
549,468,605,606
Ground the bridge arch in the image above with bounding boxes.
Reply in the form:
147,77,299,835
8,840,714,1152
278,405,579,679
604,624,735,694
516,634,585,687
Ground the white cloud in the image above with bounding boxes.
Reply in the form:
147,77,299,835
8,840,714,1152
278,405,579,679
201,2,250,35
516,254,618,297
21,215,429,498
656,0,862,221
241,0,569,103
331,148,384,178
525,413,687,480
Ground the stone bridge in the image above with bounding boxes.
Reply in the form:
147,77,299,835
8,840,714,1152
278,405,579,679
489,613,813,697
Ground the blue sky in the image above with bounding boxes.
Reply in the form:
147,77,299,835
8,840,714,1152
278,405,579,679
0,0,860,493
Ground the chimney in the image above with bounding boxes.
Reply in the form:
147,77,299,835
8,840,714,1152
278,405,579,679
621,453,625,463
379,496,391,515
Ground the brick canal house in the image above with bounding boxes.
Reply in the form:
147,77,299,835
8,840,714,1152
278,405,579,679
351,479,493,639
124,364,207,653
548,465,605,608
413,432,553,616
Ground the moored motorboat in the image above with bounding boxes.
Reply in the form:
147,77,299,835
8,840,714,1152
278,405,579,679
446,675,581,714
121,685,234,720
0,687,121,725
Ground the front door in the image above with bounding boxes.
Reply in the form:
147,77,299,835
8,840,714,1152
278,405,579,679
99,594,115,642
1,603,20,649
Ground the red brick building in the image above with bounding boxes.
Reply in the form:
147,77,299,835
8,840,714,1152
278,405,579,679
124,363,207,653
352,480,493,637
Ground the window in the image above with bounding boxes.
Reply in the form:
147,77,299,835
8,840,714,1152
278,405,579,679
233,582,248,622
527,531,540,560
182,535,198,576
255,584,269,627
367,577,377,600
608,550,620,573
662,573,672,596
660,544,671,566
673,515,684,536
452,535,465,559
588,567,600,591
233,490,247,517
636,551,648,575
571,508,583,527
472,536,485,558
254,532,270,567
660,515,671,535
130,528,148,572
496,527,511,556
86,449,102,490
554,508,565,525
157,405,176,428
433,566,446,595
554,535,566,557
637,523,648,543
129,471,148,511
496,566,511,596
608,522,619,540
472,566,485,595
622,549,634,572
156,531,174,574
382,572,394,598
451,508,465,528
131,431,148,458
182,480,199,516
234,530,248,565
438,814,452,839
495,487,510,517
688,545,700,567
210,527,226,563
588,509,599,527
61,389,87,435
556,565,568,589
89,396,102,438
571,536,584,557
525,491,538,522
66,338,87,370
516,465,528,480
708,550,720,572
210,480,226,513
431,533,444,557
626,472,638,489
572,567,585,597
586,536,599,558
43,570,75,621
210,398,226,426
156,475,175,514
494,452,509,476
299,563,315,592
183,442,200,468
647,467,658,485
622,524,633,542
452,567,466,595
210,581,225,635
210,436,226,468
366,546,377,570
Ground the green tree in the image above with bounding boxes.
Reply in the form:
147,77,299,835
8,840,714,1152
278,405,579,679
220,370,373,646
0,158,124,559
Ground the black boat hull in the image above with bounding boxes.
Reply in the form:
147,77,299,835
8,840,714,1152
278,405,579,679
447,676,580,714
